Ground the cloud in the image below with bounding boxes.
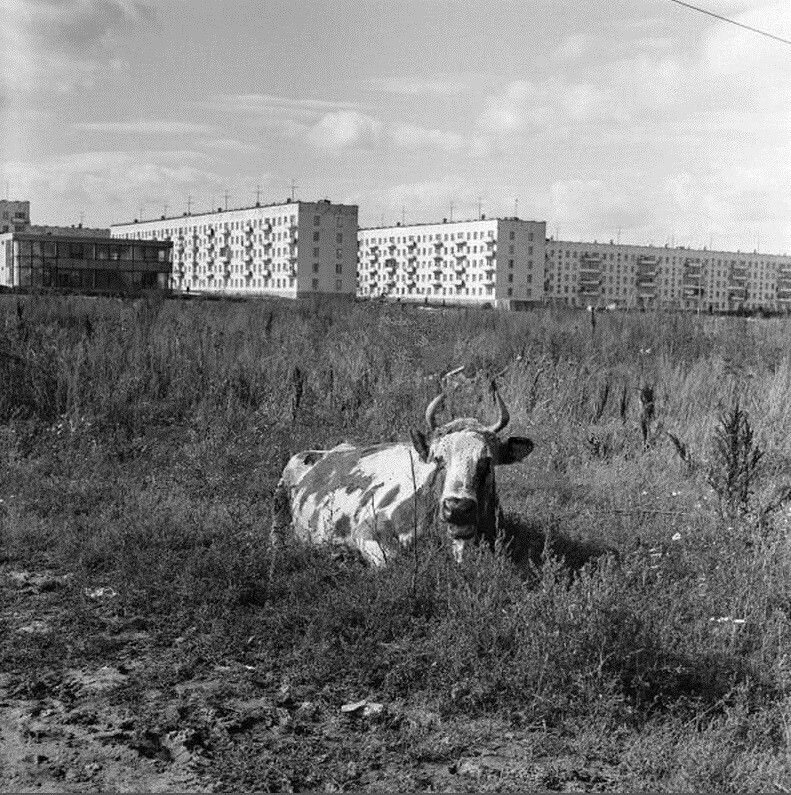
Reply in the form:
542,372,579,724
551,34,588,60
305,111,383,151
74,120,215,135
2,149,222,225
549,180,651,237
198,138,263,153
3,0,154,94
205,92,494,159
477,79,620,135
701,1,790,78
350,177,480,227
365,77,467,96
627,36,675,50
389,124,492,158
203,94,361,119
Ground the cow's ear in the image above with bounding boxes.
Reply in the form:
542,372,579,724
409,427,430,462
496,436,534,465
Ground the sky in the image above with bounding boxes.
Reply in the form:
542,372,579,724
1,0,789,253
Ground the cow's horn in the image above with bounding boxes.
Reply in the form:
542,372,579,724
486,382,510,433
425,393,445,431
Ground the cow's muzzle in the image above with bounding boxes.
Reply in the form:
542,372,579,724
441,497,477,536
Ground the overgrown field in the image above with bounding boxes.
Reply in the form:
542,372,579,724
1,293,790,791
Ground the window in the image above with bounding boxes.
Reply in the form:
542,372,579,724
335,279,343,291
509,231,515,240
312,262,319,273
312,278,319,291
313,247,319,257
336,233,343,244
314,215,320,226
313,231,320,242
335,263,342,274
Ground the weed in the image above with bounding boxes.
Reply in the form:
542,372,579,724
707,401,765,520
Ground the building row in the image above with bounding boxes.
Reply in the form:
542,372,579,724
2,197,791,313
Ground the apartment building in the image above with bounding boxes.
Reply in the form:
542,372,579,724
1,200,31,234
358,217,546,308
544,239,791,313
111,198,358,298
0,226,171,294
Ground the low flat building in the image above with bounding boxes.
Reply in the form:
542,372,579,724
111,198,359,299
0,226,172,294
358,216,546,309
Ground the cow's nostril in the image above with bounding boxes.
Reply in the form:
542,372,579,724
442,497,477,522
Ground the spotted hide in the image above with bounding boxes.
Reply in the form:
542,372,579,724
271,385,533,567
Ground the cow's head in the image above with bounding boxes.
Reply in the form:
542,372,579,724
409,383,533,546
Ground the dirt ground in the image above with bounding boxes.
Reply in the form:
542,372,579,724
0,563,626,793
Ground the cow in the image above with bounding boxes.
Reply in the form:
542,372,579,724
270,384,534,567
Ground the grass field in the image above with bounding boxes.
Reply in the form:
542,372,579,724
1,293,790,791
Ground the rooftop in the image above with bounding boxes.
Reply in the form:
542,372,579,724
111,198,357,227
360,216,543,232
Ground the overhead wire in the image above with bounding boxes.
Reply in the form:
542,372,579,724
665,0,791,46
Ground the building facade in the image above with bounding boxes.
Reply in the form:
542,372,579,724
111,198,358,298
544,239,791,313
1,200,31,234
0,227,171,294
357,217,546,308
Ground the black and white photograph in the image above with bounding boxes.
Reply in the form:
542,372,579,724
1,0,790,790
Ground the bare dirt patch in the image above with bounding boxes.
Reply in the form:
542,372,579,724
0,565,211,793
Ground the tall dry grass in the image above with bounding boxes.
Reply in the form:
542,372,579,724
1,294,791,790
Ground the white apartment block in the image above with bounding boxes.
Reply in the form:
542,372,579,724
545,239,791,313
1,200,31,234
111,199,358,298
358,217,546,308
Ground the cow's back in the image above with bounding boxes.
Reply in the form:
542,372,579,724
285,442,439,565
